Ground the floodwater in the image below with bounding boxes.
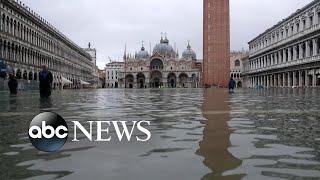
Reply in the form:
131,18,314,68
0,88,320,180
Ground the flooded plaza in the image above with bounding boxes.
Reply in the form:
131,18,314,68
0,88,320,180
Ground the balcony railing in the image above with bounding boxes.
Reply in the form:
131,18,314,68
246,54,320,74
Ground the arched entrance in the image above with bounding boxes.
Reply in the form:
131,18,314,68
179,73,189,88
167,73,177,88
191,74,197,88
150,58,163,70
237,81,242,88
28,72,33,80
115,82,118,88
16,69,21,79
137,73,146,88
33,72,38,81
150,70,162,88
23,70,27,80
125,74,134,88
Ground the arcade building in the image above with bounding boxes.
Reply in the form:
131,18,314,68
117,36,202,88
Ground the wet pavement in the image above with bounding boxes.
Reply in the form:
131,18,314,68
0,88,320,180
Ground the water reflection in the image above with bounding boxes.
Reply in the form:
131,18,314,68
197,88,243,180
0,89,320,179
225,88,320,180
0,89,207,180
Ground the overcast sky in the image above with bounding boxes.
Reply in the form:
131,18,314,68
23,0,313,69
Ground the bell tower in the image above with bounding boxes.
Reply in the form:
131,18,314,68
203,0,230,87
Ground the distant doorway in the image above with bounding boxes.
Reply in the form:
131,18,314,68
137,73,146,88
150,70,162,88
167,73,177,88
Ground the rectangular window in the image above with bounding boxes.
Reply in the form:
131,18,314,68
310,16,314,27
296,23,299,33
303,20,306,29
318,13,320,24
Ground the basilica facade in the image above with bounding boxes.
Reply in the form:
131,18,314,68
117,37,202,88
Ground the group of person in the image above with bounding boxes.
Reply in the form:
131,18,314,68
8,65,53,98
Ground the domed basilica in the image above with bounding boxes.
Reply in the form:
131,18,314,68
118,36,202,88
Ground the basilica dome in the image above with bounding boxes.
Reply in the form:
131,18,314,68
153,37,176,58
136,46,149,59
182,42,196,60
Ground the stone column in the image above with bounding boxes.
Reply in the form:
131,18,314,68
267,75,269,88
283,73,286,87
299,44,303,59
306,41,311,57
264,56,267,67
278,51,282,64
312,69,317,87
299,71,303,87
288,47,292,61
293,46,297,60
278,74,281,87
272,74,275,87
273,74,277,87
283,49,287,62
288,72,291,87
293,71,297,87
305,70,310,87
313,38,318,56
252,77,254,87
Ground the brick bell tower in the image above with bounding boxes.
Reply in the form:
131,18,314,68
203,0,230,87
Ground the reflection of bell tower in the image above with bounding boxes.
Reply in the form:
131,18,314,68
197,89,242,179
203,0,230,87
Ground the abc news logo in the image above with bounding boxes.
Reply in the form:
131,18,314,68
29,112,151,152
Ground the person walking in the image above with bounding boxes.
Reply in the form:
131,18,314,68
39,65,53,98
228,77,236,93
8,73,18,95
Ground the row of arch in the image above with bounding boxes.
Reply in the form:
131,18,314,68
124,71,199,88
0,66,85,89
0,38,93,81
0,4,95,83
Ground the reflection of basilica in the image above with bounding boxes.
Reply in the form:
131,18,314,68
118,36,202,88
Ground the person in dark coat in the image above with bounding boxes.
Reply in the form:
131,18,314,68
8,73,18,95
228,77,236,93
39,65,53,98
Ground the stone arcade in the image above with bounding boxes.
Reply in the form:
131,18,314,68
0,0,97,89
243,0,320,88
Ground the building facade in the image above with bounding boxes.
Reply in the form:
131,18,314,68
243,0,320,88
117,37,202,88
230,51,248,88
203,0,230,87
105,61,124,88
0,0,96,89
83,45,100,87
